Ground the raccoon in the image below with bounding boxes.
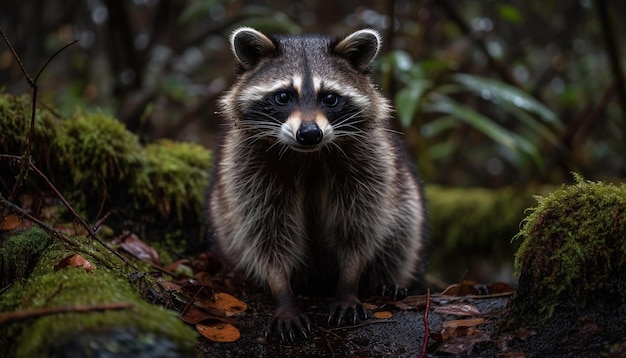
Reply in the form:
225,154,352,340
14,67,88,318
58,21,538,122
207,27,427,342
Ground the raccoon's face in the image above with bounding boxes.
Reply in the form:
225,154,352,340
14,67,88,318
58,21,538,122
221,27,386,154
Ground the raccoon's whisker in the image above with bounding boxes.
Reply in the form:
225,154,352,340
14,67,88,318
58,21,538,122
328,141,349,160
382,127,404,136
332,110,366,129
247,110,283,125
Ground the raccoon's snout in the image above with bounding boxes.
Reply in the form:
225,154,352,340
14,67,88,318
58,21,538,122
296,122,323,145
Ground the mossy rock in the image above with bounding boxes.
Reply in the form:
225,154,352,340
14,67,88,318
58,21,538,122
0,227,197,357
506,175,626,353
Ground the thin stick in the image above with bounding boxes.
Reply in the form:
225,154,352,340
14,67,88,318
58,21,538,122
0,154,138,270
0,302,134,325
418,288,431,358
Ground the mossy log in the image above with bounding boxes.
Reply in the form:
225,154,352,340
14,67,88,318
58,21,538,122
506,175,626,355
0,227,197,357
0,93,211,254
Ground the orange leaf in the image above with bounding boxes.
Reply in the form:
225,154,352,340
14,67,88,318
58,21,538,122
196,322,240,342
1,215,31,231
54,254,95,273
373,311,393,319
442,317,485,329
212,292,248,316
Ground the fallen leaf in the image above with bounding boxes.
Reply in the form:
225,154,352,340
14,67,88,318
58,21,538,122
435,330,491,355
54,254,95,272
181,305,223,325
362,302,378,310
197,322,240,342
1,215,31,231
442,317,485,329
435,303,481,316
391,295,427,310
115,232,160,265
445,325,485,340
373,311,393,319
212,292,247,316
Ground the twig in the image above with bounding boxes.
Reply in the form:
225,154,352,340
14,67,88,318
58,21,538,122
418,288,431,358
317,327,338,358
0,154,138,270
0,302,134,325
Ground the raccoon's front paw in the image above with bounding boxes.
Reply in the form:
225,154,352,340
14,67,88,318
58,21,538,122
328,296,369,326
265,305,312,343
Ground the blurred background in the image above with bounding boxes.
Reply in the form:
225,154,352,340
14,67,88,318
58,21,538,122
1,0,625,284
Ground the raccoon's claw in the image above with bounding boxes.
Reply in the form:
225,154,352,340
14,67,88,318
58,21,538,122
265,308,312,343
328,298,369,327
382,284,408,300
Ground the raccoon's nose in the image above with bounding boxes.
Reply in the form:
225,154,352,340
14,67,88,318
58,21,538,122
296,122,323,145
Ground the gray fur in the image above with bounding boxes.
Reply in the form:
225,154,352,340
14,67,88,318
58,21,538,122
207,27,427,339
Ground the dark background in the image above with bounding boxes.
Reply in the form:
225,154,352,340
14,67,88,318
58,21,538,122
1,0,625,284
2,0,625,186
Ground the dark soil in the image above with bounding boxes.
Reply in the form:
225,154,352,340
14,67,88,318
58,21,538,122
197,292,511,357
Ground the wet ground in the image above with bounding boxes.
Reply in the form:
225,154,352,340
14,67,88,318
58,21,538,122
197,293,511,357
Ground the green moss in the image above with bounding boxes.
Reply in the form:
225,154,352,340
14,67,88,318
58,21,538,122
133,139,211,221
426,186,528,250
511,174,626,324
0,229,196,357
51,111,144,210
0,93,58,158
0,226,50,287
1,93,212,251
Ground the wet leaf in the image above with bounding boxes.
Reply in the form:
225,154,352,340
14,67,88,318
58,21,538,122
442,317,485,328
395,80,431,128
362,302,378,310
425,95,542,166
435,329,491,355
391,295,427,310
196,322,240,342
115,232,160,265
435,303,481,317
451,73,562,129
373,311,393,319
181,305,222,325
54,254,95,272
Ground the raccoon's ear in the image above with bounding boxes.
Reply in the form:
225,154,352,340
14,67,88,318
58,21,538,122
333,29,382,71
230,27,277,69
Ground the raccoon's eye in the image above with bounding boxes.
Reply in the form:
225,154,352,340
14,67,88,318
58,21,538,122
274,92,292,105
322,93,339,107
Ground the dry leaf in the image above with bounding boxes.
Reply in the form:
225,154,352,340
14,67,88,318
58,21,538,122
197,322,240,342
362,302,378,310
373,311,393,319
392,295,427,310
1,215,31,231
435,303,481,316
115,232,160,265
181,306,223,325
442,317,485,329
212,292,247,316
54,254,95,272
